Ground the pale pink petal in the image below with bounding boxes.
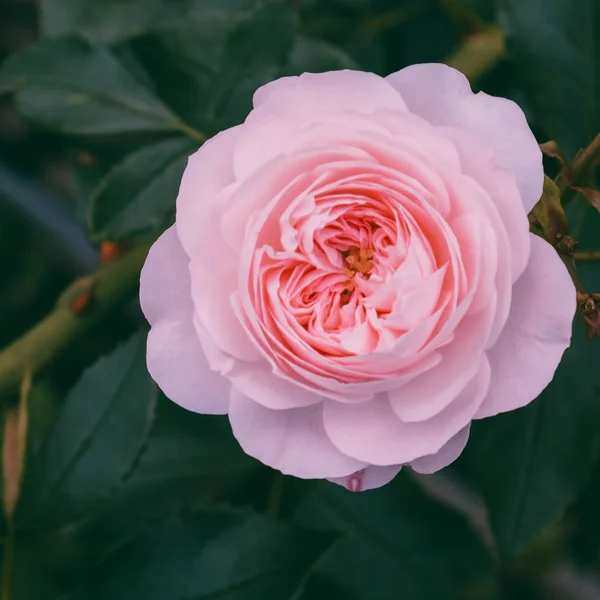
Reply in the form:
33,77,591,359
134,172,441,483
141,227,230,414
387,63,543,211
441,126,531,281
176,126,241,257
229,390,367,479
253,70,407,116
228,362,323,410
235,71,408,180
224,149,374,252
177,144,261,363
323,359,490,465
190,268,261,363
409,426,470,474
388,307,495,423
476,234,575,418
174,125,262,362
140,226,192,325
147,321,230,415
328,465,402,491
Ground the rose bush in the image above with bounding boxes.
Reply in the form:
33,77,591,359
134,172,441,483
140,65,575,491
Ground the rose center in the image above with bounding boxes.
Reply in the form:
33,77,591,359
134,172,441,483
340,246,374,306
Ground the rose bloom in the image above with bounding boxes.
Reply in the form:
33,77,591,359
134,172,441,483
140,65,575,491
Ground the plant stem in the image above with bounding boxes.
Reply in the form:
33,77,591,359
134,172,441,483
445,26,504,82
561,255,587,294
176,121,206,143
574,251,600,263
557,133,600,201
0,244,151,399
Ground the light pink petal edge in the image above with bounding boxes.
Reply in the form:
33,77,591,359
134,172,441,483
476,234,575,419
387,63,543,212
409,425,470,474
328,465,402,492
141,227,230,414
228,389,367,479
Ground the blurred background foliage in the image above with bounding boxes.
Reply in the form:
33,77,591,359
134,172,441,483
0,0,600,598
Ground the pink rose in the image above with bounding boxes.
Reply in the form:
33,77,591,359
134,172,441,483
140,66,575,491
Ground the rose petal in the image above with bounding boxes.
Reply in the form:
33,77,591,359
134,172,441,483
229,389,367,479
228,362,323,410
387,63,543,211
328,465,402,491
388,304,495,423
254,70,407,116
147,321,230,415
476,234,575,418
176,126,241,257
323,358,490,465
441,126,531,281
409,425,470,474
140,226,193,325
235,71,408,181
141,227,230,414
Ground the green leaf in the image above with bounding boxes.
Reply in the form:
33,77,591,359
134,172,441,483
45,402,259,571
0,37,186,135
19,332,158,531
40,0,162,45
70,509,337,600
207,2,297,128
154,0,258,73
156,0,258,29
284,36,361,75
568,456,600,565
123,403,256,490
498,0,600,158
88,137,196,242
295,474,498,600
461,324,600,558
129,0,260,132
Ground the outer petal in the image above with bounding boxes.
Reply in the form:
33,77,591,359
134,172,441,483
176,126,241,257
141,226,194,326
387,63,543,211
227,362,323,410
409,426,470,474
441,125,531,282
328,465,402,492
253,70,408,116
388,301,495,423
476,234,575,419
235,71,408,180
140,227,230,414
323,359,490,466
177,126,262,363
228,389,367,479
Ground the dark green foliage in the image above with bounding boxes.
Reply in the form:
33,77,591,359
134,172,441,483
461,324,600,557
88,136,197,241
0,37,184,135
296,474,499,600
498,0,600,158
1,0,600,598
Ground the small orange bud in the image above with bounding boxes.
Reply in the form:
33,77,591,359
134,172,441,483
70,285,95,315
100,241,125,264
